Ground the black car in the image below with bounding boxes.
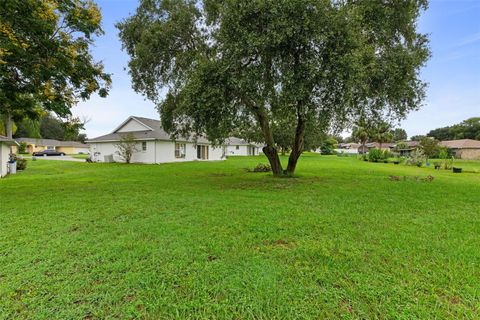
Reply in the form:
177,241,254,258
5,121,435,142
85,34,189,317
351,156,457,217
32,150,66,156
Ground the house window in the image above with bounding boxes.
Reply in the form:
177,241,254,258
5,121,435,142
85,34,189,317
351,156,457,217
175,143,186,158
197,145,209,160
46,146,55,150
142,141,147,151
236,145,240,150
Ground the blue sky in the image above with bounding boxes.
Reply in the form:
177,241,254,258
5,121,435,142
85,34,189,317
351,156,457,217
74,0,480,139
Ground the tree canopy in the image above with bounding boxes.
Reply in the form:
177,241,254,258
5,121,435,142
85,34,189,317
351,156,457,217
427,117,480,141
0,0,111,138
118,0,430,176
392,128,408,142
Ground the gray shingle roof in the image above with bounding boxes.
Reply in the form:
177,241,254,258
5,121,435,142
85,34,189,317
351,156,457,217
87,116,211,144
225,137,252,146
440,139,480,149
0,135,18,146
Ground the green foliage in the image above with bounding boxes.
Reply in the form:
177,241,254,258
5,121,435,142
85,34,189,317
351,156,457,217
392,128,408,142
18,142,27,154
320,138,338,155
40,114,65,140
367,148,384,162
114,133,138,164
439,148,454,170
371,121,394,147
427,117,480,141
252,163,271,172
117,0,430,175
16,158,27,170
15,113,86,141
0,0,111,137
410,135,426,141
420,137,440,159
406,148,426,167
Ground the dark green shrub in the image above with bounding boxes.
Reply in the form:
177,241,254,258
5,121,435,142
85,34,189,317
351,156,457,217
16,158,27,170
18,142,28,154
253,163,271,172
320,138,338,155
368,148,383,162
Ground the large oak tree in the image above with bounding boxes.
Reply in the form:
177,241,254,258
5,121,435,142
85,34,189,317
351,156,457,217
0,0,111,138
118,0,429,176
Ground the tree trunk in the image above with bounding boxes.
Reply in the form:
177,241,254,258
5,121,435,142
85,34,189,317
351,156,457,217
263,145,283,176
245,99,283,176
285,114,306,176
5,111,13,139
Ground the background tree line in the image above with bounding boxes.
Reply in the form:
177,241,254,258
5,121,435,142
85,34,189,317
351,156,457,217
426,117,480,141
0,113,87,142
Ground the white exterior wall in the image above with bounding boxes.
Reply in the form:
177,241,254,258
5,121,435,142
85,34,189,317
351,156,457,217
226,145,260,156
227,145,248,156
335,148,358,154
116,119,149,132
0,143,10,177
90,140,225,163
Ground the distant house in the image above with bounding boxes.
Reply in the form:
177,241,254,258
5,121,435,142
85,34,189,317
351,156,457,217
439,139,480,160
0,136,18,178
392,141,420,156
225,137,262,156
13,138,90,154
86,116,226,163
336,143,360,154
358,142,395,154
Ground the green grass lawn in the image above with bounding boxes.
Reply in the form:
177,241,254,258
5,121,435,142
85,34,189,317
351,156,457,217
69,154,90,159
1,154,479,319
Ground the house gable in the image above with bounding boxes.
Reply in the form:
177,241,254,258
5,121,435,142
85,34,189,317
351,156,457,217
114,117,153,133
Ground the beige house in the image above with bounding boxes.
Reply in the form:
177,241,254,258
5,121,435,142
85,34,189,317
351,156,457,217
0,136,18,178
439,139,480,160
13,138,90,154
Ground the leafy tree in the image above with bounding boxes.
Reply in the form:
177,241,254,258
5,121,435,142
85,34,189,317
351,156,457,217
18,142,27,154
0,0,111,138
410,135,426,141
62,116,87,141
351,121,371,154
118,0,429,176
115,133,139,164
40,114,65,140
13,117,42,139
420,137,439,160
392,128,408,142
319,138,338,155
427,118,480,141
371,121,394,149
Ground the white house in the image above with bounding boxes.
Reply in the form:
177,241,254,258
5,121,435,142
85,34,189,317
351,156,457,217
87,116,226,163
226,137,262,156
0,136,18,178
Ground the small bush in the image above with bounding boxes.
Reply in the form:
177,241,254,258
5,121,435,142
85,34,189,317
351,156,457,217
16,158,27,170
406,149,426,167
368,148,384,162
18,142,27,154
253,163,271,172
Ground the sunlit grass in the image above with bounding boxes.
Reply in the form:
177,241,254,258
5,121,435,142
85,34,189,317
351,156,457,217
1,154,479,318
